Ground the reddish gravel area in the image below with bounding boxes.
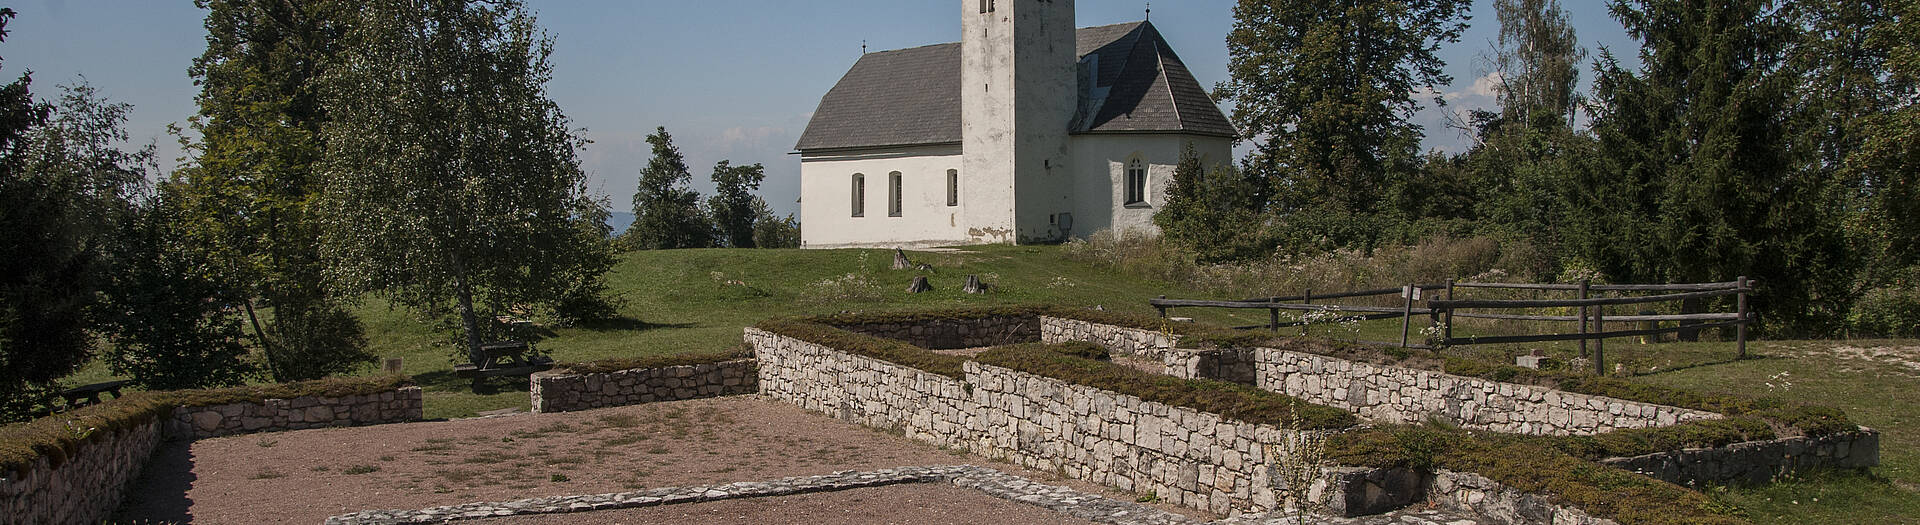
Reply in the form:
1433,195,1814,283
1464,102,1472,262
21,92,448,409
470,483,1103,525
114,395,1203,524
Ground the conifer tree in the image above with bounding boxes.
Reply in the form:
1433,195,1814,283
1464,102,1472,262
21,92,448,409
627,127,713,250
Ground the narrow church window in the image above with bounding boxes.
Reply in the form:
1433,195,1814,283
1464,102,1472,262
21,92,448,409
979,0,988,13
851,174,865,217
1124,158,1148,206
947,169,959,206
888,172,904,217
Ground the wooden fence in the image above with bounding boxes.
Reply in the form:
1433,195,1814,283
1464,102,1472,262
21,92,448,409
1148,278,1758,374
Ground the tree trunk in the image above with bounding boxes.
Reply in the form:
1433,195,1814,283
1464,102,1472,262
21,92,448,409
906,276,933,293
892,248,913,270
450,254,484,364
963,275,990,294
242,299,283,381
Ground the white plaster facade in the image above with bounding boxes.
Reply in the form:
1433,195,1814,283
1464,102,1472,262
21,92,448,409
795,0,1235,249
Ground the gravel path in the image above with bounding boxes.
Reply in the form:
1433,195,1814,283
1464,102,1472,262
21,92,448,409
113,395,1206,524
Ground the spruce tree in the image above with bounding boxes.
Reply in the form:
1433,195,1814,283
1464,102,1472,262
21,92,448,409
627,127,713,250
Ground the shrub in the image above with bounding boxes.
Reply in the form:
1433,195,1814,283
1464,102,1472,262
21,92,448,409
974,345,1354,430
1847,285,1920,338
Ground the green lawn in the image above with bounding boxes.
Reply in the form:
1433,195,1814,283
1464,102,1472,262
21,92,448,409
61,245,1918,523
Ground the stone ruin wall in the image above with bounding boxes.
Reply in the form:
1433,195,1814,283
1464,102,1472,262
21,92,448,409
168,386,424,439
1601,428,1880,487
1252,349,1720,436
3,386,423,525
0,417,165,525
530,360,759,413
1037,316,1721,436
748,327,1306,515
835,316,1039,349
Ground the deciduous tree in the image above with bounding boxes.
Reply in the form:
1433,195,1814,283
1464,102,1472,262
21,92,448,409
707,160,766,248
1215,0,1471,251
317,0,613,363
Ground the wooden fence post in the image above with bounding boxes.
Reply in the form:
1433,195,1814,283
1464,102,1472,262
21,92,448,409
1737,276,1749,359
1443,280,1455,344
1594,305,1606,375
1301,289,1313,336
1400,284,1415,348
1578,280,1591,359
1156,295,1168,318
1269,304,1280,332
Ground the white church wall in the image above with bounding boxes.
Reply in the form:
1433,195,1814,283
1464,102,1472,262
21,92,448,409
1066,134,1233,238
798,145,973,249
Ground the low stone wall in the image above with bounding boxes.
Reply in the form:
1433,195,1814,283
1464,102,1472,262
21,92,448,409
748,328,978,450
836,316,1038,349
4,385,422,525
1253,347,1719,436
529,360,758,414
1601,428,1880,487
749,327,1307,515
1041,316,1177,359
167,386,424,439
1426,469,1617,525
0,418,166,525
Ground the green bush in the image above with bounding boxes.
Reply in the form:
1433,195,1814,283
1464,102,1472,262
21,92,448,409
974,345,1355,430
0,375,413,476
1847,285,1920,338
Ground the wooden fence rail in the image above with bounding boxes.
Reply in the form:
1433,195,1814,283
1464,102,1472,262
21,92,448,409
1148,277,1757,375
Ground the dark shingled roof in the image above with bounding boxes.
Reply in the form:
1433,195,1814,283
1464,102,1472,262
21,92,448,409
795,21,1235,152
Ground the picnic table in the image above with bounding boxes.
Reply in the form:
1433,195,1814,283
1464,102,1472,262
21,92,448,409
453,341,554,379
60,380,131,409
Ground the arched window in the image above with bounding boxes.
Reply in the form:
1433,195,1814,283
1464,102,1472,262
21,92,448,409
1124,156,1148,206
888,171,904,217
851,173,865,217
946,169,959,207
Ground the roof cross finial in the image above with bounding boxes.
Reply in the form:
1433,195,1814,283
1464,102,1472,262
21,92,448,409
1145,2,1151,20
862,40,867,54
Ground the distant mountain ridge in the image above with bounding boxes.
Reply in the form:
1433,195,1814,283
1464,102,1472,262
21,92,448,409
606,211,635,236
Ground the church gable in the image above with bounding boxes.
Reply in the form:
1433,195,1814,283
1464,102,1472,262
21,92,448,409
794,21,1235,153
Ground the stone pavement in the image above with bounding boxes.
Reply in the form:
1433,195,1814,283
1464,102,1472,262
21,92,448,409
325,465,1485,525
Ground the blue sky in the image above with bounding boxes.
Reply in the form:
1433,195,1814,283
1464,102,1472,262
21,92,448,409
5,1,1639,218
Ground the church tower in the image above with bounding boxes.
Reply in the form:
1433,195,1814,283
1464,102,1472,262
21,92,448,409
960,0,1077,243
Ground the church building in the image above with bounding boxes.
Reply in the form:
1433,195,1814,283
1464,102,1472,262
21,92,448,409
794,0,1236,248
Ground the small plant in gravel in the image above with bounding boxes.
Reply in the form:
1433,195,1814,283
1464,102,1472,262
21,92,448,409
250,468,286,480
256,438,278,448
310,465,330,472
343,464,381,475
550,474,569,482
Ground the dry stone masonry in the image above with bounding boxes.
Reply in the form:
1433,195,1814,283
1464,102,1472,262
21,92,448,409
0,418,165,525
838,315,1039,349
169,387,423,439
1601,427,1881,487
1253,348,1719,436
529,360,757,413
1040,317,1254,382
750,326,1391,516
4,385,422,525
1424,470,1617,525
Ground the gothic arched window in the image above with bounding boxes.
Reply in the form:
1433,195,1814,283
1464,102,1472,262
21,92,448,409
1124,156,1148,206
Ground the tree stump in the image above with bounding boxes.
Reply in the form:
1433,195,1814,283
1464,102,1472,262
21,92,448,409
963,274,990,294
907,276,933,293
891,248,913,270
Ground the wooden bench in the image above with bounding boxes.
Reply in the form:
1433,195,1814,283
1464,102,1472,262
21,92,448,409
453,341,554,379
60,380,131,409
